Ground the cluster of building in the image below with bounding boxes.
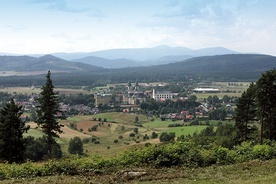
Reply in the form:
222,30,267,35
94,82,179,108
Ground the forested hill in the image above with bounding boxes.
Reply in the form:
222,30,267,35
0,55,103,72
135,54,276,80
0,54,275,86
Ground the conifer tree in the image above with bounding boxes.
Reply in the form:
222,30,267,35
36,71,63,158
256,69,276,142
235,83,256,143
0,99,29,163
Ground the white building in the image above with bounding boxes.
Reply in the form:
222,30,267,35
152,89,175,101
193,88,219,93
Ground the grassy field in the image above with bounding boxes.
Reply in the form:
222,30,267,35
24,112,219,157
0,87,90,95
2,159,275,183
164,126,208,137
194,81,251,99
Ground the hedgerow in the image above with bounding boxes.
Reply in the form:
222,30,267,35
0,141,276,180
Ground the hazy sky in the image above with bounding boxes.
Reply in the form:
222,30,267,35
0,0,276,55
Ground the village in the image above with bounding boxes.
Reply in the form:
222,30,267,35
10,81,238,123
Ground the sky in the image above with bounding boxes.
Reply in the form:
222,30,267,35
0,0,276,55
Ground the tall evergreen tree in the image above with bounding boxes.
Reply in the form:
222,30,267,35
0,99,29,163
36,71,63,158
235,83,256,143
256,69,276,142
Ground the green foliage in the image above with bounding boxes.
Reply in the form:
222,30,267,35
24,136,62,161
133,127,139,134
0,140,276,180
81,138,90,144
113,139,119,144
36,71,63,158
159,132,175,142
215,146,234,165
68,137,84,155
91,125,98,131
235,83,257,143
151,132,158,139
255,69,276,142
0,99,30,163
69,122,77,130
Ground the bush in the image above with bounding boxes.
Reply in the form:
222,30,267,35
91,125,98,131
133,128,139,134
215,146,234,165
159,132,175,142
68,137,83,155
151,132,158,139
82,138,90,144
24,136,62,161
114,139,119,144
252,144,272,160
129,132,135,137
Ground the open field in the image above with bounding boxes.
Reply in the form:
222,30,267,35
194,81,251,98
0,87,90,95
24,113,227,157
164,126,208,137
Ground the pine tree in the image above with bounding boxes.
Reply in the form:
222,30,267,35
36,71,63,158
256,69,276,142
235,83,256,143
0,99,29,163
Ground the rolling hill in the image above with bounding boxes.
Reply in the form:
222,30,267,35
0,55,103,72
72,56,138,68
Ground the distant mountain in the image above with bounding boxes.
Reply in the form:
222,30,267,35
0,55,103,72
82,45,238,61
55,45,238,68
72,56,138,68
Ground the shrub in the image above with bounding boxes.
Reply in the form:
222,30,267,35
143,134,149,140
91,125,98,131
252,144,272,160
114,139,119,144
68,137,83,155
82,138,90,144
129,132,135,137
133,128,139,134
151,132,158,139
159,132,175,142
215,146,234,165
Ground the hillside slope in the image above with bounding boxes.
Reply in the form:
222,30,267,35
0,55,103,72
